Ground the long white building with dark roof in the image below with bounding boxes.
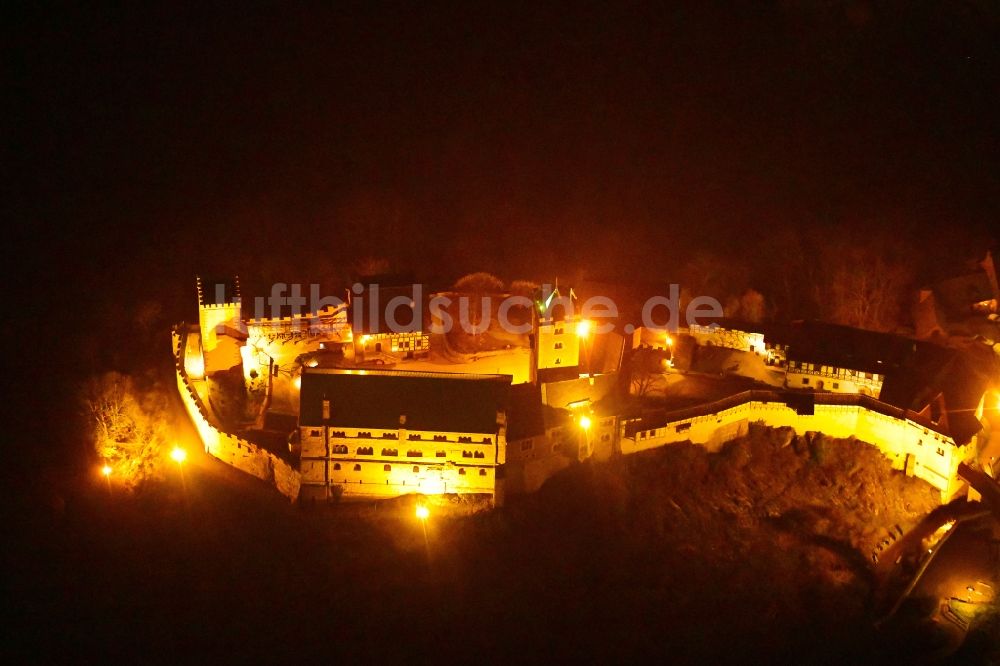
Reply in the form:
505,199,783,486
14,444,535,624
298,368,512,501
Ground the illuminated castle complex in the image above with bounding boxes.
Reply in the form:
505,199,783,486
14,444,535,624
174,275,998,505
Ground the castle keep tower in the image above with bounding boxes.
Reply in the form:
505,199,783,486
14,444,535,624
197,276,245,375
531,285,581,383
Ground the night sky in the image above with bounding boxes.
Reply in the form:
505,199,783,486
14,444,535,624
7,2,1000,370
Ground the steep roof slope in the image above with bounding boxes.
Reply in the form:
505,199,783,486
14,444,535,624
300,369,511,433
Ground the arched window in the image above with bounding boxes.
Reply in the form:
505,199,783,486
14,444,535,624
333,463,341,471
353,464,361,471
383,464,391,472
459,468,466,475
479,469,487,476
412,466,419,473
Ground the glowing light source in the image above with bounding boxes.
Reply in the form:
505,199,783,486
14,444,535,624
292,375,302,390
170,447,187,464
579,415,592,431
665,333,673,346
101,465,112,477
185,348,205,379
359,334,371,346
576,320,592,337
415,504,430,520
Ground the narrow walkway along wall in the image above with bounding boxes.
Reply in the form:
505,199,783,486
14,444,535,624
620,391,977,502
173,329,301,501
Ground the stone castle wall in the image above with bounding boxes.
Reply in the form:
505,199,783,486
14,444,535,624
620,391,974,501
173,329,301,501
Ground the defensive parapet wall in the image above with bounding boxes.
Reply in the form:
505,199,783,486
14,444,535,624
620,390,977,502
245,303,349,328
173,327,301,501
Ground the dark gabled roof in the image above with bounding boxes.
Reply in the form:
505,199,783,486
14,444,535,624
912,290,948,340
299,369,511,433
507,383,573,441
934,271,995,313
541,373,620,410
878,342,955,411
585,332,626,375
880,345,991,445
507,383,545,441
769,320,916,375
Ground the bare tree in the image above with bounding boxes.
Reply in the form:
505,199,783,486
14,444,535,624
454,272,504,294
628,347,665,398
825,246,913,332
765,228,826,320
453,272,505,349
353,256,391,278
509,279,539,299
740,289,766,322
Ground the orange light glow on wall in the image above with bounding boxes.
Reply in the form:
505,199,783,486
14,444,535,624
576,320,592,337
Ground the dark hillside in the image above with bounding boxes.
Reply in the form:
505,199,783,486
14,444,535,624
7,423,947,663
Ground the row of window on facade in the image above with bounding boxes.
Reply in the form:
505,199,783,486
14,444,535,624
800,377,842,389
310,429,489,444
516,439,564,454
789,361,878,381
916,438,947,456
329,444,486,458
391,337,430,351
330,462,488,476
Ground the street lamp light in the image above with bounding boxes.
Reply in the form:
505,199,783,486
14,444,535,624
415,504,430,521
101,464,112,477
576,319,594,377
170,446,187,464
579,415,592,431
